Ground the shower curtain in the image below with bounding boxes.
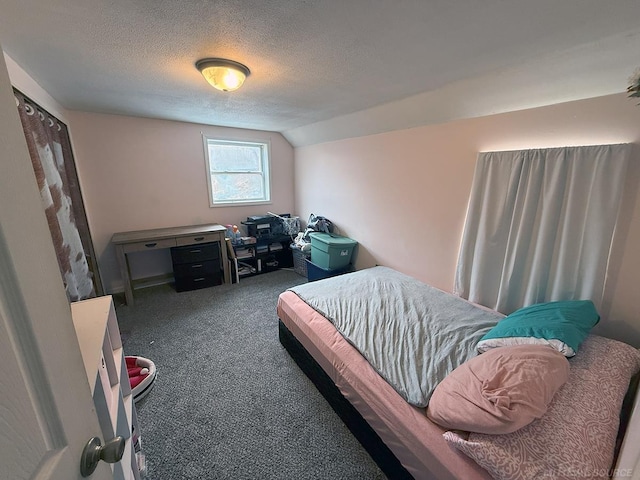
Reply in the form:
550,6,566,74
14,89,97,301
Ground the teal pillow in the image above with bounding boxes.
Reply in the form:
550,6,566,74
477,300,600,357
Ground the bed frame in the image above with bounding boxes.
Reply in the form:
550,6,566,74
280,316,640,480
278,319,413,479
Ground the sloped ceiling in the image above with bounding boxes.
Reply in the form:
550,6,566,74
1,0,639,147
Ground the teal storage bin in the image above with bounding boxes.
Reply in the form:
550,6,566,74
309,233,357,269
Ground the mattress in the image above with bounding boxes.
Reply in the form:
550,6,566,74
277,290,492,480
288,266,503,407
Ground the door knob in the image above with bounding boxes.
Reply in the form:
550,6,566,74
80,436,126,477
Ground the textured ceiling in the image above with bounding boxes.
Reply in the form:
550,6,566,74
1,0,639,146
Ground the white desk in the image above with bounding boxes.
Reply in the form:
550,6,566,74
112,224,230,305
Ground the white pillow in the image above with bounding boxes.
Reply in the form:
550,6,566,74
477,336,575,356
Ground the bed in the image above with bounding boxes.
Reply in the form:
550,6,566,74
277,266,640,480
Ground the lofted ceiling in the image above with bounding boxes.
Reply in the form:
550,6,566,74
1,0,639,146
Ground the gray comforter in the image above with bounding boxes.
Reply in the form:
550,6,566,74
288,266,502,407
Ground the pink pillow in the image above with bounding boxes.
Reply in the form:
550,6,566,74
426,345,569,434
443,335,640,480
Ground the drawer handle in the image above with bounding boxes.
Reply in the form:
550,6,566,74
193,277,205,282
191,264,203,268
190,249,202,254
194,236,205,241
145,243,157,248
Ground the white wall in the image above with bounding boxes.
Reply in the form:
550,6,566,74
4,52,69,122
1,46,113,480
294,93,640,347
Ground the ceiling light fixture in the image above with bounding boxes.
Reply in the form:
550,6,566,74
196,58,251,92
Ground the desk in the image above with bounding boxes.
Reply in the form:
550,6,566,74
112,224,230,305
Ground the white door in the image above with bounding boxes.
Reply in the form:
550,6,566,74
0,50,112,480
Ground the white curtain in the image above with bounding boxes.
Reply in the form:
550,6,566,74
454,144,631,314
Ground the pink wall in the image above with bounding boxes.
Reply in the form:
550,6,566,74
8,49,640,346
294,93,640,346
67,112,295,292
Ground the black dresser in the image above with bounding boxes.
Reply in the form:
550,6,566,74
170,241,223,292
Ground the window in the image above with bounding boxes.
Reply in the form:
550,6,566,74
203,136,271,207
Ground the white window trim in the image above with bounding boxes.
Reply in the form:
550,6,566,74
202,135,272,208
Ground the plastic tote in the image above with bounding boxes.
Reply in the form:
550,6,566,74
309,233,357,270
305,259,351,282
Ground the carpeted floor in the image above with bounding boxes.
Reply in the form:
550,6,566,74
115,269,385,480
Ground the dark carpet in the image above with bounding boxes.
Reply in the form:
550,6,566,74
115,269,385,480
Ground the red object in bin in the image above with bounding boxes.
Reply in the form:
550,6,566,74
125,356,156,402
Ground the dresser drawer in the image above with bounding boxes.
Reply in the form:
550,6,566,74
173,260,220,278
170,242,220,264
176,234,220,247
122,237,177,253
174,273,222,292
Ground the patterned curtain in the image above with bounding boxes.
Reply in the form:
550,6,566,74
14,90,96,301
